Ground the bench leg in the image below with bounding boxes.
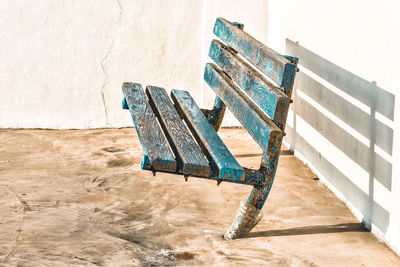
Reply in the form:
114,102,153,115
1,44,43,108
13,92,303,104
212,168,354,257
224,185,273,239
224,155,279,239
201,96,226,131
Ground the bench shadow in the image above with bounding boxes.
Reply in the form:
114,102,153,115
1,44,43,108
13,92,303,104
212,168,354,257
246,223,366,238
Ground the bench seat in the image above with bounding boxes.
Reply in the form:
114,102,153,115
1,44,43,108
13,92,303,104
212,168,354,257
171,89,245,181
122,82,245,181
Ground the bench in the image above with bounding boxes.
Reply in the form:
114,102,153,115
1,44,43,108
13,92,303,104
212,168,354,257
121,17,298,239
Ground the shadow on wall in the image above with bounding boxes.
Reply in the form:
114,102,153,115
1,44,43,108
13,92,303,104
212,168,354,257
285,39,395,233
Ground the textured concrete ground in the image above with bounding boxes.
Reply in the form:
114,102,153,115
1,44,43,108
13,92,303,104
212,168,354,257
0,128,398,266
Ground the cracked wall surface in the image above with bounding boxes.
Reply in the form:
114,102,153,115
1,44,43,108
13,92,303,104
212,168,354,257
0,0,270,128
100,0,123,127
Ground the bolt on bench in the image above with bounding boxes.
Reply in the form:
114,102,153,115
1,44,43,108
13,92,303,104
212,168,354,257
122,17,298,239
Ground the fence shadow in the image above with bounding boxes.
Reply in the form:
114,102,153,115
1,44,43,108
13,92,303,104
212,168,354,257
285,39,395,233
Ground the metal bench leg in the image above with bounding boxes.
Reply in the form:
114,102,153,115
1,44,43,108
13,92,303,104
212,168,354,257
224,155,279,239
201,96,226,131
223,185,271,239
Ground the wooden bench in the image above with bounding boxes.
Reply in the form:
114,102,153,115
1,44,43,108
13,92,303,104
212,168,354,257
122,17,298,239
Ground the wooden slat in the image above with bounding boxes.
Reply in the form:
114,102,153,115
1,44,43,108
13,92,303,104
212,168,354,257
204,63,283,156
146,86,211,177
171,89,245,181
213,17,296,89
209,39,290,125
122,83,176,172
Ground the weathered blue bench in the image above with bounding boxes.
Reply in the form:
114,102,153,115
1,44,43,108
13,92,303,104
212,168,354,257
122,17,298,239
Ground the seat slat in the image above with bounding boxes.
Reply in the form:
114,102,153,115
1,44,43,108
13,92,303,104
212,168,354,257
122,83,176,172
209,39,290,125
171,89,245,181
146,86,211,177
204,63,283,156
213,17,296,89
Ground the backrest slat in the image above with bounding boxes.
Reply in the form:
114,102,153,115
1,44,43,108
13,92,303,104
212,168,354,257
209,39,289,126
204,63,283,156
213,17,296,89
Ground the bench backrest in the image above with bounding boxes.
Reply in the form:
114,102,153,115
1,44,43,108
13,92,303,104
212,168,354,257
204,18,298,160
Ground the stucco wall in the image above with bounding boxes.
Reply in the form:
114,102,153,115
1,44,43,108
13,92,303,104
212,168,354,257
0,0,269,128
275,0,400,254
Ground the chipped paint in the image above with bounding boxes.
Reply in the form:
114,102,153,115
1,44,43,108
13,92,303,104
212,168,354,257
213,17,295,89
208,39,290,125
204,63,283,156
122,97,128,110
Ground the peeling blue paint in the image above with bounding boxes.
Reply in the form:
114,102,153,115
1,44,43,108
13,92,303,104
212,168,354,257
122,83,177,173
213,17,296,91
122,97,128,110
204,63,283,156
281,63,297,91
238,39,254,58
232,22,244,29
256,49,262,64
220,167,244,181
141,155,150,170
171,89,244,182
204,64,220,88
262,61,274,75
208,39,290,124
209,41,233,68
214,18,237,44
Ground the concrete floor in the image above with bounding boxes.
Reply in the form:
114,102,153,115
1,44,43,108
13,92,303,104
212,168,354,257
0,128,398,266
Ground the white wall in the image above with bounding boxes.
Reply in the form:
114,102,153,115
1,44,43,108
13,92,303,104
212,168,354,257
0,0,269,128
274,0,400,254
0,0,203,128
